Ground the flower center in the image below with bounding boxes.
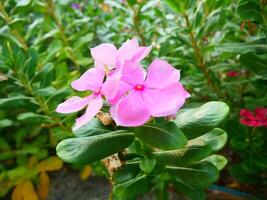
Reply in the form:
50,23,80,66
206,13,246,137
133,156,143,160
134,84,145,91
94,88,101,95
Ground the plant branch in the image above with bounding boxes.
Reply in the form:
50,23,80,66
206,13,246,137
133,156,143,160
183,13,223,99
0,3,28,51
46,0,80,70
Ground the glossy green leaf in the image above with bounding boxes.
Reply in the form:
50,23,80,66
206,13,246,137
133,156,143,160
139,157,156,174
173,181,205,200
166,161,219,189
74,118,112,137
192,128,227,151
17,112,52,124
175,102,229,138
0,119,13,129
153,137,212,166
56,130,134,164
240,53,267,78
113,175,149,198
0,96,36,109
202,154,228,170
134,122,187,150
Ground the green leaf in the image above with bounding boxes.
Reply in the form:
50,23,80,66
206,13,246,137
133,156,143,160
139,157,156,174
16,0,31,7
0,119,13,129
113,163,140,184
17,112,52,124
216,43,267,54
56,130,134,164
236,0,263,22
202,155,228,170
134,122,187,150
33,63,54,87
154,128,227,166
191,128,227,151
175,102,229,139
240,53,267,79
24,47,38,78
74,118,112,137
0,96,36,109
173,181,205,200
166,161,219,189
153,137,212,166
163,0,183,13
113,175,149,198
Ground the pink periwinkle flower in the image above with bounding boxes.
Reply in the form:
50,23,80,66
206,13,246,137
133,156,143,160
240,108,267,127
56,68,107,130
227,70,240,77
110,59,190,127
91,38,151,70
56,38,190,129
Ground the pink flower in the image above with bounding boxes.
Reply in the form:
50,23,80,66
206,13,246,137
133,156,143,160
110,59,190,127
91,38,151,70
227,70,240,77
56,68,106,130
240,108,267,127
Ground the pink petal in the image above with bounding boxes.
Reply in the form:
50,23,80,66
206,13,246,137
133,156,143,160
132,46,152,62
56,96,92,114
145,59,180,89
121,61,146,85
143,83,189,117
112,91,150,127
117,38,139,61
71,68,105,92
90,43,117,67
102,74,132,105
73,96,103,130
240,109,254,120
255,108,267,119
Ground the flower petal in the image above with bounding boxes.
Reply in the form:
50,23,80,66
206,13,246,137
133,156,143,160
240,109,254,120
121,61,146,85
112,91,150,127
90,43,117,67
56,96,92,114
132,46,152,62
71,68,105,92
143,83,189,117
117,38,139,61
102,73,132,105
145,59,180,89
73,96,103,130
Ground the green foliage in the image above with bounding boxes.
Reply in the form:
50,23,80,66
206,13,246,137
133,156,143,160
0,0,266,199
57,102,229,199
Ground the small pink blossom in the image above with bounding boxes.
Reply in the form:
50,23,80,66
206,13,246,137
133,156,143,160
56,38,190,129
227,70,240,77
110,59,190,127
56,68,106,130
91,38,151,70
240,108,267,127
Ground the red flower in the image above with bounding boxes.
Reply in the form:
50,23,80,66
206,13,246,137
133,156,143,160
227,71,240,77
240,108,267,127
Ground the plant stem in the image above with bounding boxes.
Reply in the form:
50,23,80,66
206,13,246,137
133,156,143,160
131,5,146,45
46,0,80,70
0,3,28,51
183,13,222,99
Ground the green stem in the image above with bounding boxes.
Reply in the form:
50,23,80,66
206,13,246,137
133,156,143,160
46,0,80,70
183,13,222,99
131,5,146,45
0,3,28,51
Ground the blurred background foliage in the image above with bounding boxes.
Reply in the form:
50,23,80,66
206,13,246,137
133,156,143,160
0,0,267,199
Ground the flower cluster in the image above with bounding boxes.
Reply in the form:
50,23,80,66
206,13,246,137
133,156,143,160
56,38,190,130
240,108,267,127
